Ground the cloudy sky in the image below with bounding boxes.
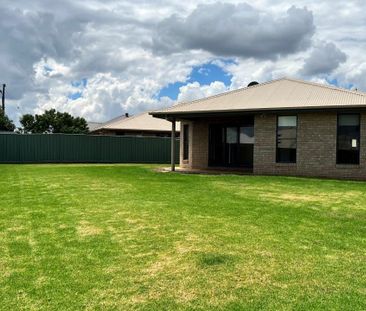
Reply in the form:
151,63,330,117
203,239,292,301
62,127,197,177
1,0,366,124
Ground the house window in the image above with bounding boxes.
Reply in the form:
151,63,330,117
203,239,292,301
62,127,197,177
239,126,255,144
277,116,297,163
183,124,189,160
337,114,360,165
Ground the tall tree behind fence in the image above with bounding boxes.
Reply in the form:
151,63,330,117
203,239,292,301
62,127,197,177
0,134,179,163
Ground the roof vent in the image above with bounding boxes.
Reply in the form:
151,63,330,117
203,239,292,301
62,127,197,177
247,81,259,87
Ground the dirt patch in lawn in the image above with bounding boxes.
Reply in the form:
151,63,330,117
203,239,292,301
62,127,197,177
77,220,103,237
262,191,363,206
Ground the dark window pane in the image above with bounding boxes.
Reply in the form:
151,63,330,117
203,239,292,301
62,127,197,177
277,148,296,163
209,125,224,166
183,124,189,160
239,144,254,167
339,114,359,126
337,150,359,165
337,114,360,165
338,135,359,150
338,126,360,150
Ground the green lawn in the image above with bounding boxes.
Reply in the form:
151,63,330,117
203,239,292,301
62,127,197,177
0,164,365,310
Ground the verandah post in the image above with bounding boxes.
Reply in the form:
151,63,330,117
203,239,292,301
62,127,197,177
171,118,176,171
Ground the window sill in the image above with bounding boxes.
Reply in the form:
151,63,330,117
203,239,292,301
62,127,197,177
336,164,360,169
275,162,297,166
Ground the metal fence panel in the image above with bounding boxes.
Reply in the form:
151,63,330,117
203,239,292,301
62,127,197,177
0,134,180,164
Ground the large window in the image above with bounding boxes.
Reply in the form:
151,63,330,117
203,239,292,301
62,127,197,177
183,124,189,160
277,116,297,163
337,114,360,165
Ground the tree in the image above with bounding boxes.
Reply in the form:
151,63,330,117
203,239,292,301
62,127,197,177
0,112,16,132
20,109,89,134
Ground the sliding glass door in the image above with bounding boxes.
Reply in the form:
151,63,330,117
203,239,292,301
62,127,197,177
226,127,239,166
209,119,254,168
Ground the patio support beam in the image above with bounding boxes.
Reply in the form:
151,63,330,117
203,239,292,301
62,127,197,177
171,118,176,171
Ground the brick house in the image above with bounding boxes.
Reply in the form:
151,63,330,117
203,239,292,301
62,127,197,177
151,78,366,180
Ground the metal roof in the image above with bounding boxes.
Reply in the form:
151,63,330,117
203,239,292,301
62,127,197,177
87,121,104,132
151,78,366,117
92,111,179,132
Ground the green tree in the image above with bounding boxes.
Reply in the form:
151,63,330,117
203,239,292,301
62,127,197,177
0,112,16,132
20,109,89,134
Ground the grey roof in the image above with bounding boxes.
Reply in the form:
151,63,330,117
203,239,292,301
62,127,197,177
151,78,366,117
91,111,179,132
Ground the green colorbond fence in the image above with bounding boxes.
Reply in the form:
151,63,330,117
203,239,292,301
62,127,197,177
0,133,179,164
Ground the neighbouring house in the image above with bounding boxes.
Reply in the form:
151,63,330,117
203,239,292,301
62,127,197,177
90,112,180,137
151,77,366,180
87,121,104,132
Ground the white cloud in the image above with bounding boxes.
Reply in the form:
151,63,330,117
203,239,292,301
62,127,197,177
153,3,315,59
177,81,229,103
0,0,365,125
300,41,347,76
341,62,366,91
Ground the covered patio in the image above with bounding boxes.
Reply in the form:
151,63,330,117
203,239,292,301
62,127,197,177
164,113,256,172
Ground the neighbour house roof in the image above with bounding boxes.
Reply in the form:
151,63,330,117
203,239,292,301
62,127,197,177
91,111,179,133
87,122,104,132
150,78,366,118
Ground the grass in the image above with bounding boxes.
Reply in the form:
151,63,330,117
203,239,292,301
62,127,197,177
0,164,365,310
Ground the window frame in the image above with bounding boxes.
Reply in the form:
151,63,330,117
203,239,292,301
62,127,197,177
336,113,361,165
183,124,189,161
276,115,298,164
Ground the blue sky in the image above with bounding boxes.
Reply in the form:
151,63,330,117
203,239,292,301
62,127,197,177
69,78,88,100
325,77,354,90
157,61,234,100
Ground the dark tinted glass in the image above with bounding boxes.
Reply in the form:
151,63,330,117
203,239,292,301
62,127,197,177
277,148,296,163
337,114,360,164
183,124,189,160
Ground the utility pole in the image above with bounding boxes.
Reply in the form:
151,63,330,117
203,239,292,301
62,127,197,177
0,84,5,114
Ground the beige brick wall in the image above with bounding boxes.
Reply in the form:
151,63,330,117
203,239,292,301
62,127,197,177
179,121,209,169
179,121,191,169
254,112,366,179
180,112,366,179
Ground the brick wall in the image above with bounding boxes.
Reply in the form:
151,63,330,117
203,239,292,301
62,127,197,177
179,121,191,169
179,121,208,169
180,112,366,179
254,111,366,179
